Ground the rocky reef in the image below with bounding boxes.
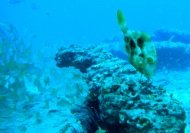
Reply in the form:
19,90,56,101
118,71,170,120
152,29,190,44
55,45,186,133
155,41,190,70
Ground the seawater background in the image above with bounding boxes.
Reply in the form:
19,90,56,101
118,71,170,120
1,0,190,45
0,0,190,132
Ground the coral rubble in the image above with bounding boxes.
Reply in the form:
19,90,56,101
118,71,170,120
55,45,186,133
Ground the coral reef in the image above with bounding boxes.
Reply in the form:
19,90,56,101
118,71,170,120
55,45,113,73
101,38,190,70
152,29,190,44
155,41,190,70
0,23,90,133
55,45,186,133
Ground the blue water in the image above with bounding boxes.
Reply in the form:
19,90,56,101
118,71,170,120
0,0,190,132
1,0,190,45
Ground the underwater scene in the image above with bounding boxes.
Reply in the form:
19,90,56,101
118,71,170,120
0,0,190,132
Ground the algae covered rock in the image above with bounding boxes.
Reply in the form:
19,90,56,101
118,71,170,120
55,45,186,133
55,45,113,73
86,58,186,133
117,10,157,77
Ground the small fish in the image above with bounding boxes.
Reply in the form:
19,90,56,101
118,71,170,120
95,127,107,133
44,76,50,86
0,95,6,102
48,109,60,114
45,12,51,16
8,0,24,4
30,3,40,10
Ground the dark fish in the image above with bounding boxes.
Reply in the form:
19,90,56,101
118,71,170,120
30,3,40,10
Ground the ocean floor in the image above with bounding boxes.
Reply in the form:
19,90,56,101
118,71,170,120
154,69,190,133
0,23,190,132
8,62,188,133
